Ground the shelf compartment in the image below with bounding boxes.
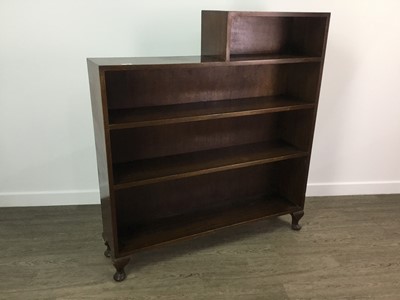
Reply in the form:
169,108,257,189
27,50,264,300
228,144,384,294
201,11,329,61
108,95,315,129
118,195,301,254
113,140,308,190
229,15,327,58
105,63,322,110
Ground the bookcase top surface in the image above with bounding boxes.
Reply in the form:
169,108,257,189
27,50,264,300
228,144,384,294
87,55,321,70
88,56,204,67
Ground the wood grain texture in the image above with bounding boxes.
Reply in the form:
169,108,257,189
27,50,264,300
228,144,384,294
201,11,229,60
118,196,300,254
108,95,315,129
113,140,307,189
230,16,292,55
200,11,329,61
110,114,281,163
229,54,321,63
88,55,320,69
104,64,288,109
87,60,119,255
1,195,400,299
115,164,278,226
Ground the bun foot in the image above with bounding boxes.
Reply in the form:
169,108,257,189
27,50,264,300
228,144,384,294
291,223,302,231
291,210,304,231
113,270,126,282
112,257,130,282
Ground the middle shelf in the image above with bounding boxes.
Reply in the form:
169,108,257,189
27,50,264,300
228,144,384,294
108,95,315,130
113,140,308,190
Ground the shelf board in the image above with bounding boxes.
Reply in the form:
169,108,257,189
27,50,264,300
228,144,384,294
113,140,308,190
108,96,315,129
229,54,321,64
90,54,321,70
118,195,301,254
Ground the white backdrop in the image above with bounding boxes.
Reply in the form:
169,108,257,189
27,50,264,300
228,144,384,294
1,0,399,206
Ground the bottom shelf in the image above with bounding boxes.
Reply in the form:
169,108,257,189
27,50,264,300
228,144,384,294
118,196,301,255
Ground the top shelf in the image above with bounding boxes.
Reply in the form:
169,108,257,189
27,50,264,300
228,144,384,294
228,54,321,64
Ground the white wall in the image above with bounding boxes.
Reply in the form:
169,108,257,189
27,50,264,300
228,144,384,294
1,0,399,207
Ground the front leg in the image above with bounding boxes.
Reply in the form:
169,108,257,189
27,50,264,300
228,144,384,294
102,232,111,258
112,257,131,282
290,210,304,231
104,241,111,258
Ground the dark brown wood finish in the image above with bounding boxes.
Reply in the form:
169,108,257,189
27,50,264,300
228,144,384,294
88,10,330,281
115,164,278,227
201,11,329,61
87,61,119,258
108,95,315,129
112,257,130,282
230,16,292,56
89,55,321,68
201,11,229,60
119,196,301,254
113,140,307,189
290,210,305,230
105,64,288,109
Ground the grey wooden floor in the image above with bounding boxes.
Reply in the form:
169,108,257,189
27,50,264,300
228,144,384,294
1,195,399,299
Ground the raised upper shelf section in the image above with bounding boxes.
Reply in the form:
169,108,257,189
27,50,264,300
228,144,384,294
108,95,315,129
201,11,330,62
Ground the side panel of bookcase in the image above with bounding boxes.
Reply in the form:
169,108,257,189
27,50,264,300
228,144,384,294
88,62,119,256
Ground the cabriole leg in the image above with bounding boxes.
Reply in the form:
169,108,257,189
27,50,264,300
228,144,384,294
291,210,304,231
112,257,130,282
104,241,111,258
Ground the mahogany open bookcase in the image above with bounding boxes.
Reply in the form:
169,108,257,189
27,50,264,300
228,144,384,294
88,11,330,281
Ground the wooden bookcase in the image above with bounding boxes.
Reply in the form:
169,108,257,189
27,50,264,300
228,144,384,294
88,11,330,282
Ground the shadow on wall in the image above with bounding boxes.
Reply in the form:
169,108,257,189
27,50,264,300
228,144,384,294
310,41,357,183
